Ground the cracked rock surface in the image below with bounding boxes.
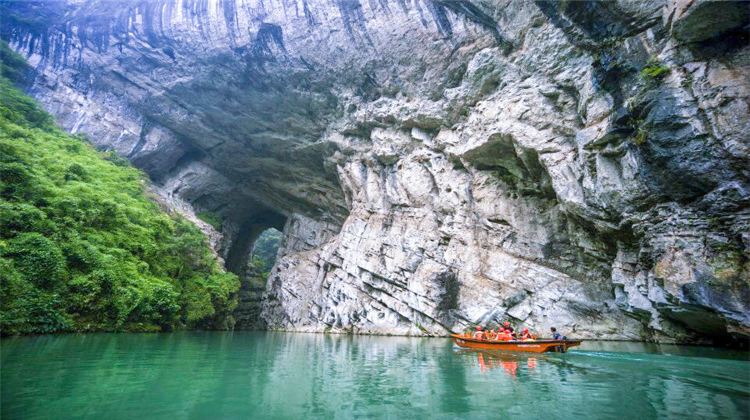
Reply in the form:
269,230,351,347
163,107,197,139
2,0,748,344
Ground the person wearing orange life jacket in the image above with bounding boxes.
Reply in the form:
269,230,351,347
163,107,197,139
485,329,497,341
473,325,485,340
520,328,535,341
497,328,512,341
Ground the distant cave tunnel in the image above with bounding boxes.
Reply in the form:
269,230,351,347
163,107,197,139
249,227,284,275
225,209,287,330
225,210,287,278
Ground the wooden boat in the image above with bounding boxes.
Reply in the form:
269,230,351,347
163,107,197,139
450,334,582,353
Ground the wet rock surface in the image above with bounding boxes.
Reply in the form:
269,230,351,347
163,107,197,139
2,0,748,344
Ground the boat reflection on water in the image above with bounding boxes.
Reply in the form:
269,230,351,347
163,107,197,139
462,349,540,378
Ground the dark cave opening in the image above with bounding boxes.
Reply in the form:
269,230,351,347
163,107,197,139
224,210,286,277
248,227,283,277
226,211,286,329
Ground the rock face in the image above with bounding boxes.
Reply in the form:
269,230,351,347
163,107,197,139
2,0,748,344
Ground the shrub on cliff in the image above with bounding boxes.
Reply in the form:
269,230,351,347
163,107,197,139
0,74,239,335
640,57,670,83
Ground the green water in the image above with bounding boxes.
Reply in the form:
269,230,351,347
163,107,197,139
1,332,748,419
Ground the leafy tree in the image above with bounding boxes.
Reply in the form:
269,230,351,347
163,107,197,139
3,232,66,289
0,45,240,335
252,228,282,273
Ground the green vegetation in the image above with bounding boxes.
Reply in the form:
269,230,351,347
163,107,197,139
640,57,670,82
1,40,32,85
196,210,223,231
246,256,271,289
252,228,282,273
244,229,282,288
0,46,239,335
624,57,671,146
634,126,648,145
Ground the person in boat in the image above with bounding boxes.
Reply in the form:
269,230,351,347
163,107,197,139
551,327,566,340
485,329,497,341
501,328,513,341
520,328,535,341
503,321,517,338
508,328,518,341
473,325,485,340
497,328,513,341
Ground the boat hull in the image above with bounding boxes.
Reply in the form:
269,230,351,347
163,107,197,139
451,334,581,353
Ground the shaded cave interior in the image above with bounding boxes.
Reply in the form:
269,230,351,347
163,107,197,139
225,210,286,279
225,209,287,329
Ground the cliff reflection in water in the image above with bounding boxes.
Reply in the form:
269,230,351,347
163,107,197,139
1,332,748,419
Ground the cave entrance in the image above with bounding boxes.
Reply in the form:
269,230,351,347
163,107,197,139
224,210,286,277
227,211,286,329
247,227,283,285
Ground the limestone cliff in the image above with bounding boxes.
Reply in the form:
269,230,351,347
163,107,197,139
2,0,748,344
